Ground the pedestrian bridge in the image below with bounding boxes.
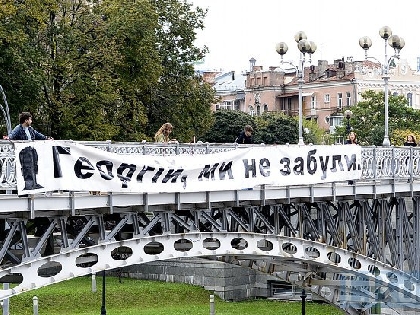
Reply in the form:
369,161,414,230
1,141,420,315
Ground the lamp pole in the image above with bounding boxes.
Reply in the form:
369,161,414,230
100,270,106,315
297,53,305,145
359,26,405,146
276,31,316,145
300,288,307,315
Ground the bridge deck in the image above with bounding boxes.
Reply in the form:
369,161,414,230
0,142,419,315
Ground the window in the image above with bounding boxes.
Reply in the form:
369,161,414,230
311,96,316,109
329,116,342,127
324,94,330,103
337,93,343,109
280,99,286,111
219,100,234,110
287,98,292,111
346,92,351,106
263,104,268,112
234,100,240,110
328,115,344,134
407,93,413,107
256,105,261,116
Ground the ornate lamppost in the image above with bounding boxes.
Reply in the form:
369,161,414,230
276,31,317,145
359,26,405,146
100,270,106,315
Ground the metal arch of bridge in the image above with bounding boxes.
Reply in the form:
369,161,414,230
0,198,420,314
0,232,418,312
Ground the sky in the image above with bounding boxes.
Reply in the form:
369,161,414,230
190,0,420,73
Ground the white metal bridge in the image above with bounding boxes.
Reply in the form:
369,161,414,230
1,141,420,315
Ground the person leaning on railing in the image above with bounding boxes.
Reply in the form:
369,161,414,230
235,125,253,144
4,112,53,141
345,131,358,185
154,122,178,144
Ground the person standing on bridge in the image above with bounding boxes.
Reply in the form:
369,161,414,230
345,131,358,185
6,112,53,191
6,112,53,141
404,134,417,147
235,125,253,144
345,131,358,145
155,122,177,143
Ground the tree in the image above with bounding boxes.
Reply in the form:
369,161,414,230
201,111,302,145
202,110,255,143
302,119,327,145
144,0,215,143
253,112,298,144
0,0,214,142
344,90,420,146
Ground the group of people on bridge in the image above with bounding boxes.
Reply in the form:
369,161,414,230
3,113,419,149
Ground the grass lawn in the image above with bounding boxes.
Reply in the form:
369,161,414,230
9,276,345,315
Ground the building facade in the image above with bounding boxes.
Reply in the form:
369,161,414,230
208,58,420,134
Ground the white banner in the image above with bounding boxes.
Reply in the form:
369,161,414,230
13,141,362,195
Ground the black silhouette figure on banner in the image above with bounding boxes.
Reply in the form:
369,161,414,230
20,146,43,190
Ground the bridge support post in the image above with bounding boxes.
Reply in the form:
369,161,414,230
300,289,306,315
2,283,9,315
92,273,97,292
209,294,215,315
371,303,381,314
33,296,38,315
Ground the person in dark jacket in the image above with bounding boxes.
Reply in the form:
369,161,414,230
345,131,358,145
235,125,253,144
7,112,53,140
404,134,417,147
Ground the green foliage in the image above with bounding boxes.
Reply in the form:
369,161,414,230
10,276,344,315
143,0,214,143
202,111,304,144
0,0,213,141
391,129,420,146
302,119,327,145
202,110,255,143
349,90,420,146
253,112,298,144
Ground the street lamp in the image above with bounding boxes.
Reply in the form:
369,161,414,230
100,270,106,315
276,31,317,145
301,288,307,315
359,26,405,146
344,109,353,134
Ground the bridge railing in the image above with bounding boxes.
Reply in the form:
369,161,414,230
1,141,419,191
